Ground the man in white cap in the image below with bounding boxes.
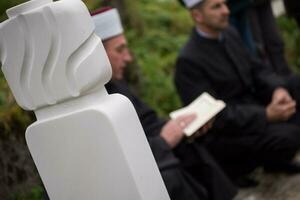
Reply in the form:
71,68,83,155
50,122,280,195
92,7,237,200
175,0,300,186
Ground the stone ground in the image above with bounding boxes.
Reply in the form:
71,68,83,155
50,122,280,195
235,154,300,200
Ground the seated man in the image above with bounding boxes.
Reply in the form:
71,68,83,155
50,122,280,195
176,0,300,183
227,0,291,76
92,7,237,200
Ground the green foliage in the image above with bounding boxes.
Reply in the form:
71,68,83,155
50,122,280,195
0,0,28,22
277,16,300,73
125,0,192,116
10,186,43,200
0,72,33,137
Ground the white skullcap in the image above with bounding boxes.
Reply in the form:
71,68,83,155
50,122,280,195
91,7,123,41
182,0,203,8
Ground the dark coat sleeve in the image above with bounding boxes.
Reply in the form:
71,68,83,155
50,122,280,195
225,26,287,102
249,55,287,102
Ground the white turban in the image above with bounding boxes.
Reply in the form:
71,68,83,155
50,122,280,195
182,0,203,8
91,8,123,41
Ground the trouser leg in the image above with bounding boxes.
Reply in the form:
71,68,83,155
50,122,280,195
204,123,300,178
255,123,300,167
161,168,208,200
203,134,261,178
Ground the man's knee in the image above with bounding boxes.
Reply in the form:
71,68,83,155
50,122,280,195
264,123,300,152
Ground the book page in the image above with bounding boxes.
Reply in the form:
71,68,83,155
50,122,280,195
170,92,225,137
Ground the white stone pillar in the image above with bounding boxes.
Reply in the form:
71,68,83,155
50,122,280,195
0,0,170,199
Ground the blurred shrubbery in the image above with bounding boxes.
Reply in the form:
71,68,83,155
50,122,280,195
0,72,33,137
10,186,43,200
124,0,193,116
277,16,300,73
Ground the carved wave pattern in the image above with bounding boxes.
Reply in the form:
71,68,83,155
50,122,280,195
42,7,62,106
18,15,38,109
66,33,105,96
1,5,105,110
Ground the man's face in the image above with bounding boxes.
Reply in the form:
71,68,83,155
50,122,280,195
195,0,230,32
104,34,133,80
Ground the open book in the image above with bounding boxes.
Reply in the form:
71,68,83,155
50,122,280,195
169,92,226,137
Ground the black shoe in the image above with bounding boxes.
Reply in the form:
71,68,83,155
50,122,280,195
264,161,300,174
233,176,259,188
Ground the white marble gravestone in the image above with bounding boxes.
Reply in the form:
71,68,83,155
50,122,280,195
0,0,170,199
